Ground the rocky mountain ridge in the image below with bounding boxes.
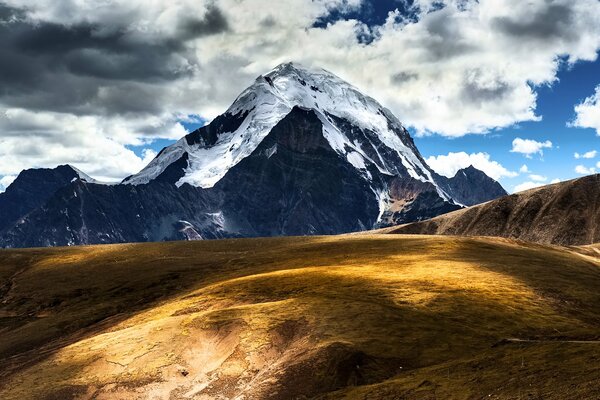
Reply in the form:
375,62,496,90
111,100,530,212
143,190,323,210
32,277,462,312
0,63,506,247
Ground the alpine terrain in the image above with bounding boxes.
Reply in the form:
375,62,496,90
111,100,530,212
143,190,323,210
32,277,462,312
0,63,506,248
384,173,600,246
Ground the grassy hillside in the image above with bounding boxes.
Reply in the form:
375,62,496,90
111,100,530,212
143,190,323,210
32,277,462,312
382,174,600,246
1,235,600,399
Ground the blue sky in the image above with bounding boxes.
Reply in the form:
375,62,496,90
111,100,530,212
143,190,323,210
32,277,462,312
415,57,600,192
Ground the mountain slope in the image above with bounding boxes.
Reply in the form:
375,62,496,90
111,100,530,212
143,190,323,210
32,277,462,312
437,165,507,206
0,165,98,232
385,174,600,246
122,62,504,227
0,180,224,248
1,235,600,399
123,62,442,193
0,63,506,248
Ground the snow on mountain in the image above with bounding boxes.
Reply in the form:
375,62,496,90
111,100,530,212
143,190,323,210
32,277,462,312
0,64,509,248
68,165,105,184
123,62,448,200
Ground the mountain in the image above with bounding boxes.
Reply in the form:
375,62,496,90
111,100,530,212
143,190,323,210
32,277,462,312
437,165,507,206
0,63,506,248
0,165,97,232
385,174,600,246
2,235,600,399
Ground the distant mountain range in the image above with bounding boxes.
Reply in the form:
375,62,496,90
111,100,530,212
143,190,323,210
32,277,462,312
0,63,506,248
386,173,600,246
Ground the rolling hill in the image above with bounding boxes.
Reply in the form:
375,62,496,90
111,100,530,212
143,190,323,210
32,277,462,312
384,174,600,246
1,235,600,399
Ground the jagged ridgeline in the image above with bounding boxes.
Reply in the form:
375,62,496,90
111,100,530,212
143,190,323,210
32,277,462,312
0,63,506,248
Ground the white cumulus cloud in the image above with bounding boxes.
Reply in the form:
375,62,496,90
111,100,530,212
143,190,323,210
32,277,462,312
575,165,597,175
425,151,517,181
513,181,545,193
571,85,600,135
511,138,553,158
529,174,547,182
0,175,17,193
574,150,597,159
0,0,599,179
0,109,186,181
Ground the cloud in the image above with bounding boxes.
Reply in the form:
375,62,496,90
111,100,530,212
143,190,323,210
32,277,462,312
519,164,530,173
0,0,599,178
575,165,596,175
491,3,575,41
575,150,597,159
571,85,600,135
550,178,561,184
177,5,230,40
0,175,16,192
513,181,545,193
529,174,547,182
140,148,158,166
511,138,553,158
425,151,517,180
0,108,186,180
391,71,419,84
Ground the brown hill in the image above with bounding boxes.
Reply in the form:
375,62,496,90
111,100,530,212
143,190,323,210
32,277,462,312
384,174,600,246
1,235,600,399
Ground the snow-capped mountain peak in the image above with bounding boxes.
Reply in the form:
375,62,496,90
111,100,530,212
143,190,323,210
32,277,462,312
123,62,442,198
1,63,508,247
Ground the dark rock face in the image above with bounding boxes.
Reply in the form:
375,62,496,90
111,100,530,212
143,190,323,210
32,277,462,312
215,107,380,236
0,107,507,248
153,153,190,184
0,181,224,248
379,177,462,227
438,165,507,206
185,109,251,147
0,165,82,231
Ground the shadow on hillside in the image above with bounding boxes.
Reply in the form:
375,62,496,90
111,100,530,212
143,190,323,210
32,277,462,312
0,236,438,376
449,239,600,329
1,235,599,397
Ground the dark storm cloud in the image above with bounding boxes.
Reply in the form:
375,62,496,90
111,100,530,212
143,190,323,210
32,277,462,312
0,2,229,116
462,80,512,103
391,71,419,85
419,8,476,60
460,70,513,105
492,3,575,40
15,22,127,54
259,15,277,28
178,5,229,39
0,2,23,22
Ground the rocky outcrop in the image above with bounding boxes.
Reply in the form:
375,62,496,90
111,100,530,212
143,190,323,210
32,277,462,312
437,165,507,206
0,165,86,231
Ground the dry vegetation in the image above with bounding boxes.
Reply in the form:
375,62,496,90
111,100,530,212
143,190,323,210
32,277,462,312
382,174,600,246
1,234,600,399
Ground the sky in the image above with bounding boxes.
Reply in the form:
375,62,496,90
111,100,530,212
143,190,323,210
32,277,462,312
0,0,600,194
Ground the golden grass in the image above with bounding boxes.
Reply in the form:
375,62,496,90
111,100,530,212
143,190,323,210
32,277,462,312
0,235,599,399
